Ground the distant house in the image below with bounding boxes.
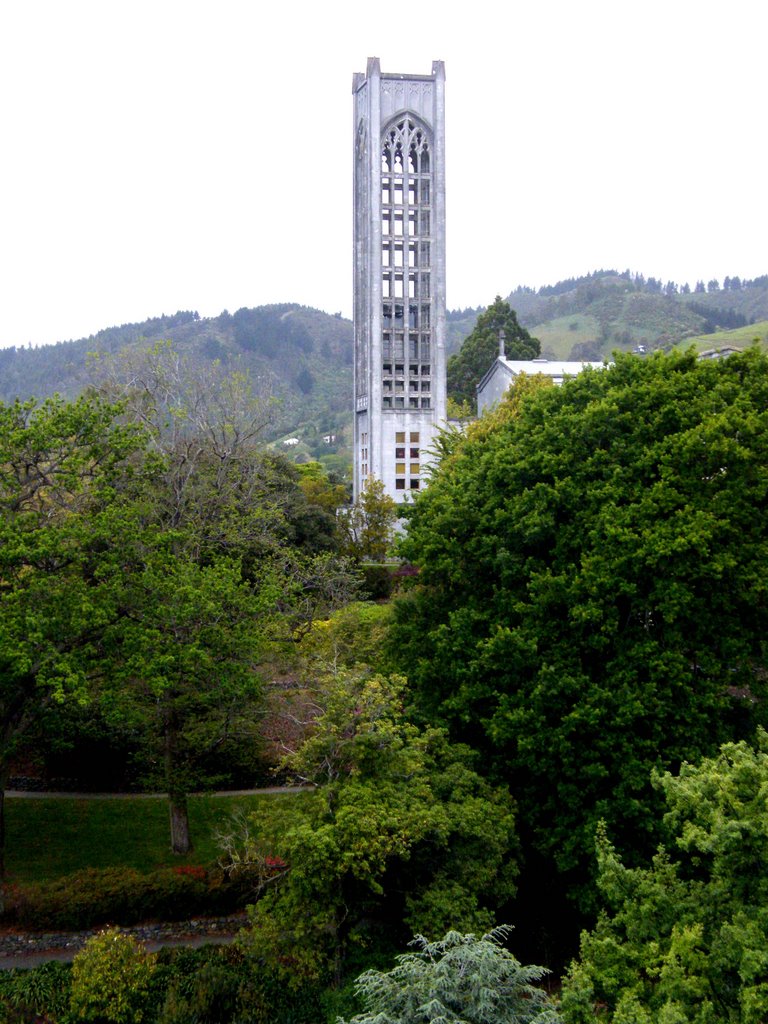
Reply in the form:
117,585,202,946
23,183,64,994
283,437,300,447
477,357,604,416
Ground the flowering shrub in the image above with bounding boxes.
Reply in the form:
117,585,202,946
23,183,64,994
172,864,207,881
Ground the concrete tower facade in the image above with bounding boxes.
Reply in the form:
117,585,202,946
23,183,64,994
352,58,447,503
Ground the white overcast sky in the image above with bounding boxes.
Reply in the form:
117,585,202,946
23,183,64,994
0,0,763,349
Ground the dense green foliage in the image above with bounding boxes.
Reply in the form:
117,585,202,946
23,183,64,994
70,928,156,1023
224,672,518,984
0,960,72,1022
447,297,540,408
0,944,334,1024
0,367,357,860
562,733,768,1023
339,927,562,1024
0,394,142,871
340,476,399,563
394,350,768,911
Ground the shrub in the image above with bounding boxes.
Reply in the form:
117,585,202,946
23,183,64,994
3,864,254,931
337,926,562,1024
70,928,156,1023
0,961,72,1022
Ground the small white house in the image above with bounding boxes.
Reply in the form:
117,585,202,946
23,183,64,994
477,357,604,416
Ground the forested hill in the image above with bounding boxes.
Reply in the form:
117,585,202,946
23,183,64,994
448,270,768,361
3,270,767,466
0,305,354,469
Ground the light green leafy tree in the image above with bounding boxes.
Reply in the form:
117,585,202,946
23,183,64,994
70,928,156,1023
98,550,274,854
338,926,562,1024
224,672,518,985
340,476,398,563
0,394,141,876
561,731,768,1023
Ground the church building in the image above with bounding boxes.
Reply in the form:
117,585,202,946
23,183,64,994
352,58,447,502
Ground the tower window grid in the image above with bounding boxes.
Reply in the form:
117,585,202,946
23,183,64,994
380,119,432,492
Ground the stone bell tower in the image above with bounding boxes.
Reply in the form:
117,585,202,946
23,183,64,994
352,58,447,502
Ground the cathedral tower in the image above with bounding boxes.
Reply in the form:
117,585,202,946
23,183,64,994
352,58,447,502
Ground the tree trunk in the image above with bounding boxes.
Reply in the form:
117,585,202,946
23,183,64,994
168,791,192,855
0,777,8,915
0,786,5,881
164,716,192,855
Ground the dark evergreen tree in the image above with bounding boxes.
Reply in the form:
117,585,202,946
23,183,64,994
447,297,539,410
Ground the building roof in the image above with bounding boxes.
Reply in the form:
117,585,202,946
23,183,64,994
477,356,604,394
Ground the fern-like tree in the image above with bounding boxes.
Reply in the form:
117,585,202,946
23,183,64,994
338,927,562,1024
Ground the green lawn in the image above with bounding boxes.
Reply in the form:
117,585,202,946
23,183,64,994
4,792,313,884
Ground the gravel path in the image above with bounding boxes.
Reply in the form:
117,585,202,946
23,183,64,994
0,913,248,970
5,786,309,799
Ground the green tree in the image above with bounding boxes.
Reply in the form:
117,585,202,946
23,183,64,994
561,733,768,1023
0,394,141,876
70,928,156,1023
447,297,539,409
98,552,271,854
224,673,518,984
339,927,562,1024
394,350,768,914
340,477,398,562
84,347,358,852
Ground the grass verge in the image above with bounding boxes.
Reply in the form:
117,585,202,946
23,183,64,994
5,791,314,884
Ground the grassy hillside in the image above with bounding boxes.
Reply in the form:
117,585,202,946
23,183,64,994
672,320,768,353
502,271,768,361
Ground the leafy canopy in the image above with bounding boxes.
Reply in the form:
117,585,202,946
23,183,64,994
394,349,768,907
561,732,768,1024
226,672,518,984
